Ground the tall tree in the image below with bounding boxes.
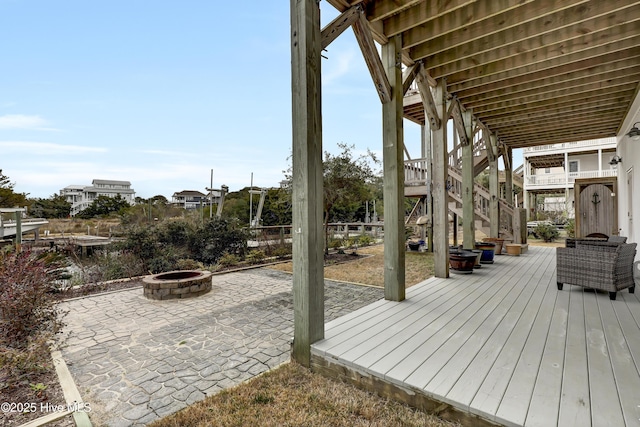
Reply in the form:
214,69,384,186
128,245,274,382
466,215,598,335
0,170,29,208
29,194,71,218
77,194,131,218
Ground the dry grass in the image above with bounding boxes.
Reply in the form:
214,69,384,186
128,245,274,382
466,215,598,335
268,244,434,288
149,362,460,427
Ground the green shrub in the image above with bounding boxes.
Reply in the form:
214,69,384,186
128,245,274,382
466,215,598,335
246,250,266,265
533,222,560,242
329,238,344,249
176,258,204,270
272,246,291,259
357,234,373,246
565,218,575,238
218,252,239,267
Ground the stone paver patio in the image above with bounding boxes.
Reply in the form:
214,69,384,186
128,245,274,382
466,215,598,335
60,268,383,426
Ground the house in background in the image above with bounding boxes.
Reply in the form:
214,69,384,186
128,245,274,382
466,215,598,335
171,189,223,210
60,179,135,216
522,137,618,220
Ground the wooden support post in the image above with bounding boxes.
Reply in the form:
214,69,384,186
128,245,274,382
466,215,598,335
290,0,324,367
382,34,405,301
504,146,513,206
432,79,449,278
461,110,475,250
488,135,500,238
452,213,458,246
421,124,433,252
15,211,22,253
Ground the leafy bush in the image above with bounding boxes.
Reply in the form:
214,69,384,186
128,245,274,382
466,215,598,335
357,234,373,246
176,258,205,270
189,218,249,265
329,238,344,249
533,222,559,242
272,246,291,259
217,252,239,268
565,218,575,238
0,250,67,394
246,250,266,265
0,250,66,344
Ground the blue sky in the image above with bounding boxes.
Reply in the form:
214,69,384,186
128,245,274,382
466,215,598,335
1,1,513,200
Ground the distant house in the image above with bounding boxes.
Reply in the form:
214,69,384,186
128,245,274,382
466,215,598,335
60,179,136,216
522,137,617,219
171,189,223,210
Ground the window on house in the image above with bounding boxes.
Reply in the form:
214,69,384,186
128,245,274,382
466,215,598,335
545,168,550,174
569,160,579,173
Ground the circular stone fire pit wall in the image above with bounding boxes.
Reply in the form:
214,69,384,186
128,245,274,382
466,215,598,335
142,270,212,300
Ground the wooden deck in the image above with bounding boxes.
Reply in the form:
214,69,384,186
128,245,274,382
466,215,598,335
311,246,640,427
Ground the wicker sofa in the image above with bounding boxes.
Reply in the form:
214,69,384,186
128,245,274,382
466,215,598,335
556,240,636,300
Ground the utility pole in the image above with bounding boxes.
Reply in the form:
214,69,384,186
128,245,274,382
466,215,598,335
249,172,254,227
209,169,214,219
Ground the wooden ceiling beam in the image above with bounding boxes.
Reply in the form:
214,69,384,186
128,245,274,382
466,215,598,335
437,32,640,88
463,72,640,109
484,104,630,128
475,91,634,122
494,116,622,136
423,13,640,79
448,45,640,102
471,83,638,115
416,5,640,71
366,0,424,22
500,121,619,139
403,0,582,51
502,129,618,147
453,55,640,99
352,11,392,103
381,0,474,36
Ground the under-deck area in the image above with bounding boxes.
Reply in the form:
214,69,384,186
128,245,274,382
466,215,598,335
311,246,640,427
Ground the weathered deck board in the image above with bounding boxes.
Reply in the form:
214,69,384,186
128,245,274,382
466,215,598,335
311,246,640,426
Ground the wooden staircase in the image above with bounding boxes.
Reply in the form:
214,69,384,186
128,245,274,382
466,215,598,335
404,140,516,239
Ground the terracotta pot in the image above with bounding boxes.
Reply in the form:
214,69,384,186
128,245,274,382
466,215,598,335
449,252,476,273
483,237,504,255
505,243,522,256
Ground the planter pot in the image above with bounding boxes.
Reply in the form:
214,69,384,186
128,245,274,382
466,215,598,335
475,242,496,264
471,249,483,268
483,237,504,255
505,243,522,256
449,252,476,274
407,241,420,251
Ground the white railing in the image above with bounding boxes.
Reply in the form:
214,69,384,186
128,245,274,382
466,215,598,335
525,169,617,186
523,137,616,154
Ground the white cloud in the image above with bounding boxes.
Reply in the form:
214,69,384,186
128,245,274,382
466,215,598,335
0,141,107,155
0,114,59,131
323,49,356,85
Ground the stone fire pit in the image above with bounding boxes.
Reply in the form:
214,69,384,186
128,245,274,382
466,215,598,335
142,270,212,300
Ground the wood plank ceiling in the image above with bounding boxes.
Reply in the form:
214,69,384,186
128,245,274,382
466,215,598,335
326,0,640,149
